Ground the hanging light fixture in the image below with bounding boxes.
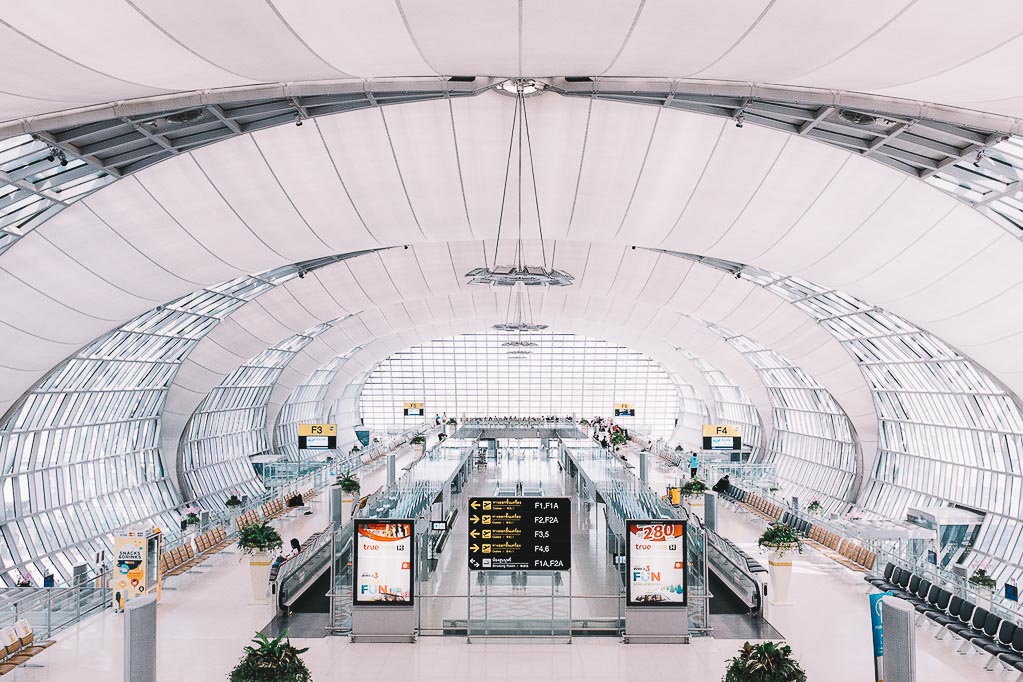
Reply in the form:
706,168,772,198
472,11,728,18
465,79,574,288
493,285,547,332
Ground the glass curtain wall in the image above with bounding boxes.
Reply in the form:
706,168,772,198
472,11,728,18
676,348,765,457
708,325,860,511
0,269,303,585
359,332,685,437
735,267,1023,583
180,321,340,503
274,350,359,462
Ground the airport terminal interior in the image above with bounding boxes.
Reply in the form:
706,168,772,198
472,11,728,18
5,3,1023,681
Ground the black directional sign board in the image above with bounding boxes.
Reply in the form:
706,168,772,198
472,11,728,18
467,497,571,571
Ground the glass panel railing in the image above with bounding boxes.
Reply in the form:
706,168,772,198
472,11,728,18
0,577,109,640
274,529,333,607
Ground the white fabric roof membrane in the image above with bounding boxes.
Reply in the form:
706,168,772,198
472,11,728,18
0,91,1019,431
6,1,1023,122
158,245,877,483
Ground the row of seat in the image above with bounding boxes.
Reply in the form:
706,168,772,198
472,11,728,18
0,620,54,675
160,542,201,577
867,562,1023,673
162,526,232,577
194,526,230,556
235,508,262,531
726,485,876,572
261,497,285,519
733,489,784,522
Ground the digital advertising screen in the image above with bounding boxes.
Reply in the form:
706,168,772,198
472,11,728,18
353,520,415,605
626,520,687,607
710,436,736,450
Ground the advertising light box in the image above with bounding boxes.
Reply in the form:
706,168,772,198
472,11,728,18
353,520,415,605
626,520,687,606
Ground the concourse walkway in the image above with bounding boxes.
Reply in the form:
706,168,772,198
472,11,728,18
7,446,1003,681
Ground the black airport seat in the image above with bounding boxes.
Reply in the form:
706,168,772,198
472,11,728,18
978,619,1017,657
948,605,987,638
867,562,897,591
912,583,938,613
966,612,1003,650
916,587,951,616
928,596,966,627
997,628,1023,668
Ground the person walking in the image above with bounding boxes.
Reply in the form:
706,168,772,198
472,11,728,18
688,452,699,479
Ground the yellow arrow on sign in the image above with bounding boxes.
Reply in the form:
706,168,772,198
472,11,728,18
470,515,479,524
470,544,480,552
470,500,480,509
469,529,479,538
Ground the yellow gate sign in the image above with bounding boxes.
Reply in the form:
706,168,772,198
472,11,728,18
702,425,741,437
298,424,337,437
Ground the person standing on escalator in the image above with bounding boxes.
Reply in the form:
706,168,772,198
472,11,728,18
688,453,699,479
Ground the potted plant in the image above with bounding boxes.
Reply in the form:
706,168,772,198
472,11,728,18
229,632,311,682
237,521,283,602
181,504,200,540
758,523,803,606
15,571,32,588
226,494,243,508
409,434,427,446
723,641,807,682
675,444,685,452
610,430,627,449
350,445,361,455
970,569,997,608
335,472,360,525
680,478,709,517
806,500,822,515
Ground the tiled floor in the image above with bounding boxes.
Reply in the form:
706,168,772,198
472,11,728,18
8,448,1016,681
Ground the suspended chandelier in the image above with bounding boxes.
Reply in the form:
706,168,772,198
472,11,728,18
465,79,573,288
493,285,547,333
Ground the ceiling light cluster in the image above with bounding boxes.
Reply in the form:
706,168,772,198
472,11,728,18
493,285,547,338
465,79,572,289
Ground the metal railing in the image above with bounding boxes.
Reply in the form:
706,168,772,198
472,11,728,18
0,573,109,640
275,529,334,607
721,478,1023,627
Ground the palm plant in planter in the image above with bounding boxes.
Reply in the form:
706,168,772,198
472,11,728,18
969,569,997,589
680,478,708,498
806,500,822,514
409,434,427,446
336,472,360,495
675,444,685,452
759,523,802,605
237,522,283,602
758,523,803,554
229,631,311,682
226,494,243,508
182,504,200,528
610,430,627,448
723,641,806,682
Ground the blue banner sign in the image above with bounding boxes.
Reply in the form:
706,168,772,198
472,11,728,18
870,591,893,681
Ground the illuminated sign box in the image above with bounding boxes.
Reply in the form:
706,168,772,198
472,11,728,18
626,520,687,607
353,519,415,606
614,403,636,417
298,423,336,449
702,424,741,451
403,402,425,417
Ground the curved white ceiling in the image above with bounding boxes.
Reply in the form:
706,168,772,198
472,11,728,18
5,1,1023,123
0,91,1020,427
157,244,877,479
